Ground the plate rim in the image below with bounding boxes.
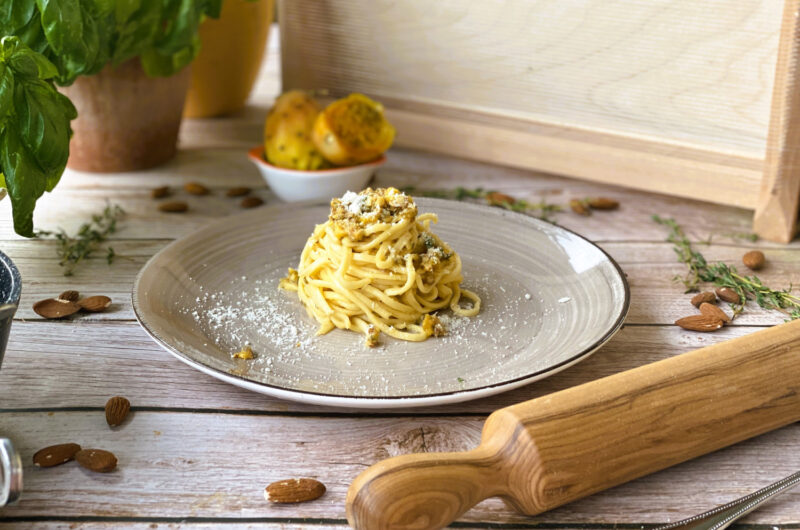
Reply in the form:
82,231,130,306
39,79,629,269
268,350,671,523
132,198,630,407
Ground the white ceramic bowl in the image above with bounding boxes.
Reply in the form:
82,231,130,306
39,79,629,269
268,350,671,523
247,146,385,202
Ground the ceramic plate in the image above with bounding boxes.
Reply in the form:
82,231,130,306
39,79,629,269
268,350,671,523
133,198,629,408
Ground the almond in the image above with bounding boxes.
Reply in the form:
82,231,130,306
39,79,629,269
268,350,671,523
569,199,590,216
105,396,131,427
33,298,81,319
486,192,515,206
151,186,170,199
79,295,112,312
690,291,716,308
675,315,724,332
33,443,81,468
699,302,731,323
158,201,188,213
57,290,80,303
184,182,210,196
742,250,765,271
226,187,251,197
587,197,619,210
715,287,742,304
241,196,264,209
75,449,117,473
265,478,326,503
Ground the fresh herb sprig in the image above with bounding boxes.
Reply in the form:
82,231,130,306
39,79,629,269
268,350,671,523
402,186,562,222
36,204,125,276
653,215,800,320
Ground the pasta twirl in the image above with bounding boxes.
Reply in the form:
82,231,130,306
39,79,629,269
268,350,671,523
280,188,480,346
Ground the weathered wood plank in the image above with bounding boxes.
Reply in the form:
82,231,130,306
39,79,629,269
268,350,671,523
0,525,348,530
0,412,798,523
3,238,797,325
2,147,791,248
0,322,764,413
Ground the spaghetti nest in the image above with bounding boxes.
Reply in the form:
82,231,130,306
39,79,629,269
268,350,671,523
280,187,481,346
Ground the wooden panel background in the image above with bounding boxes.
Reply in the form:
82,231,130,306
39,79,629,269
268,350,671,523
280,0,780,156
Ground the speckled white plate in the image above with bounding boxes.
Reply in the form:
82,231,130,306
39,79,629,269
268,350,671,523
133,198,629,408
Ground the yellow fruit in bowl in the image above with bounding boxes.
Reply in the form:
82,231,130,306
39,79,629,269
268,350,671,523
263,90,328,170
311,93,395,166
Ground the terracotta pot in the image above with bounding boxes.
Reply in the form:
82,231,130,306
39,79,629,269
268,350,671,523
61,60,191,172
183,0,274,118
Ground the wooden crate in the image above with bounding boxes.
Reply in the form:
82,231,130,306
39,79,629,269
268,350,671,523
278,0,800,242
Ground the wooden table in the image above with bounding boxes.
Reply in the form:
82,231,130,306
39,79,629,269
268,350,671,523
2,30,800,529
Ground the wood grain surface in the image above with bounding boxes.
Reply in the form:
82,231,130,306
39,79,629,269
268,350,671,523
1,25,799,529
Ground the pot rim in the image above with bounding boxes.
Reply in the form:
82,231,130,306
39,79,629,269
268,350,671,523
0,250,21,307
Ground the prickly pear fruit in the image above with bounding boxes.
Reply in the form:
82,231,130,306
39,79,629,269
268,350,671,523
264,90,327,170
311,93,395,166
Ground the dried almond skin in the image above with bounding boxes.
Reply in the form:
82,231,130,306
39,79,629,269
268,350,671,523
241,196,264,209
742,250,765,271
699,302,731,324
569,199,590,216
715,287,742,304
690,291,716,308
184,182,210,196
265,478,326,503
587,197,619,210
675,315,724,332
486,192,515,205
158,201,188,213
33,443,81,468
75,449,117,473
105,396,131,427
151,186,170,199
57,290,80,302
33,298,81,319
226,187,251,197
79,295,112,312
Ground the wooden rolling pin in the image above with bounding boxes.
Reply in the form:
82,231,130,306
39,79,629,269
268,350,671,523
346,319,800,529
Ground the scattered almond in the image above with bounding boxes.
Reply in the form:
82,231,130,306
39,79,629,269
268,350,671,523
33,443,81,468
241,196,264,209
158,201,188,213
690,291,716,308
742,250,765,271
184,182,210,196
226,187,251,197
75,449,117,473
79,295,112,312
105,396,131,427
265,478,326,503
587,197,619,210
151,186,170,199
232,346,255,360
699,302,731,324
715,287,742,304
675,315,724,332
486,192,515,205
569,199,590,216
58,290,80,303
33,298,81,319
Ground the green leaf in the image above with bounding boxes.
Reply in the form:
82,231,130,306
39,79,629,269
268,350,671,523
14,78,71,176
0,0,36,35
35,0,97,81
14,12,49,54
0,64,13,128
8,44,58,79
0,125,48,237
112,0,160,65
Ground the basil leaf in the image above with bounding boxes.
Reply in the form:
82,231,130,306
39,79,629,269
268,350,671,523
0,124,48,237
8,44,59,79
36,0,94,80
14,78,71,176
112,0,160,65
0,0,36,35
14,12,49,54
0,64,13,128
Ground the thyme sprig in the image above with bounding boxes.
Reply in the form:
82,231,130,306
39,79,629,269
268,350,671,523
653,215,800,320
36,204,125,276
402,186,562,222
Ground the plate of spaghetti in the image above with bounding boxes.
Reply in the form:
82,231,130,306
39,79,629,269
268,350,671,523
133,188,629,408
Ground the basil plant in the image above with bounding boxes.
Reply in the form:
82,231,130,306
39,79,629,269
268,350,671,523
0,0,223,236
